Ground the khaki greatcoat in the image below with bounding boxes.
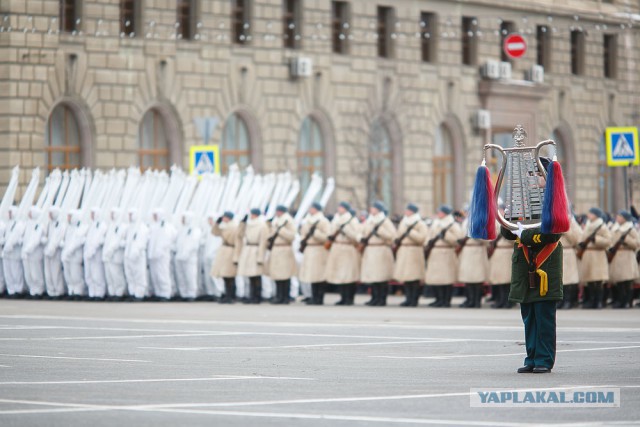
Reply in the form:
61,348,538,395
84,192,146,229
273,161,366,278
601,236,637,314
424,215,465,285
360,213,396,284
579,218,612,282
325,213,361,284
210,221,241,279
266,213,297,281
298,212,331,283
237,218,269,278
392,214,428,283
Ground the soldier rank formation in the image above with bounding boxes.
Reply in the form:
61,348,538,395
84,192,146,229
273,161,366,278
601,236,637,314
3,197,640,310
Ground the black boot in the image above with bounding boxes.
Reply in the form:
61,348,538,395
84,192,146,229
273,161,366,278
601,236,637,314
492,286,504,308
612,281,629,309
583,283,594,308
625,281,634,308
345,284,356,306
400,283,412,307
281,280,291,304
428,286,441,307
461,283,476,308
441,285,452,308
487,285,497,302
365,285,378,306
474,284,483,308
271,281,283,304
307,283,319,305
250,277,262,304
316,282,326,305
593,282,604,309
375,284,388,306
335,285,347,305
459,284,472,308
411,284,422,307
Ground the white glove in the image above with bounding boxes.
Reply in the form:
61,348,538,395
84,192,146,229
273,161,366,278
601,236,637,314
514,222,524,239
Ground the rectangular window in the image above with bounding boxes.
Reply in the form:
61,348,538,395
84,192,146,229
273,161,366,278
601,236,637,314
500,21,515,62
120,0,139,37
571,30,585,75
461,16,477,65
377,6,394,58
332,1,350,54
420,12,437,63
177,0,196,40
283,0,302,49
60,0,78,33
536,25,551,71
233,0,251,44
603,34,617,79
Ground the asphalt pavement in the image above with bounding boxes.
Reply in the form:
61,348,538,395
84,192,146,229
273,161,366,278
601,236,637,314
0,294,638,426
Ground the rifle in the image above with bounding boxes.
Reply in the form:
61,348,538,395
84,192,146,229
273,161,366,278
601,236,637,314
576,224,603,260
299,221,319,253
392,221,419,257
606,228,633,263
487,235,503,258
357,219,386,254
424,223,454,262
267,220,288,251
324,215,355,250
455,236,469,256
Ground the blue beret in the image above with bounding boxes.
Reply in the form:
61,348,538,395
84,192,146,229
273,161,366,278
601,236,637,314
372,200,386,212
619,210,633,222
438,204,453,215
250,208,261,216
276,205,288,213
339,201,352,211
406,203,419,213
589,207,603,219
349,208,357,216
310,202,323,212
223,211,235,219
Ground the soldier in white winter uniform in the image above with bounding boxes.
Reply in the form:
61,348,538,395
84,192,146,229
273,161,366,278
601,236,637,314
147,208,176,301
43,207,67,298
175,211,202,301
61,210,88,299
102,208,128,300
21,207,46,298
84,208,108,299
124,208,150,300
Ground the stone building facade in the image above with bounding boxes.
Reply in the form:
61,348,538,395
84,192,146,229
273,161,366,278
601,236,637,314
0,0,639,214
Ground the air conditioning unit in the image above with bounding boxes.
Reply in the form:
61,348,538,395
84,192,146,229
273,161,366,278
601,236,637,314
474,109,491,130
289,57,313,78
499,61,512,80
525,65,545,83
480,60,500,80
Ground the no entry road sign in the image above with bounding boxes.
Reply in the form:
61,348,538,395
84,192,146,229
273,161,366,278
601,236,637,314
503,33,527,59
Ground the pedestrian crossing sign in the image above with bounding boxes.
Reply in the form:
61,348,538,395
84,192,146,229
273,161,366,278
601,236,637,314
189,145,220,176
606,127,639,167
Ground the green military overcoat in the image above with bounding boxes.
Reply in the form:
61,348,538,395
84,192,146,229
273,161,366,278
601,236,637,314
501,226,563,304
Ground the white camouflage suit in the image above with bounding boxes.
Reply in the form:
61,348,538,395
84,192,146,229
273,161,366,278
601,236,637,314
147,208,177,300
174,212,202,300
3,207,26,296
43,207,67,297
124,208,150,300
21,207,46,297
102,208,128,298
61,210,88,297
84,208,108,298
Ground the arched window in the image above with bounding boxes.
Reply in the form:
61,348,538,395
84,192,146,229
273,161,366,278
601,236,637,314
368,119,393,209
434,125,454,208
138,108,169,170
45,104,81,172
222,113,251,173
298,116,324,193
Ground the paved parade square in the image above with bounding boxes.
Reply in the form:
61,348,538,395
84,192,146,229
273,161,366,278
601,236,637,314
0,296,638,426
